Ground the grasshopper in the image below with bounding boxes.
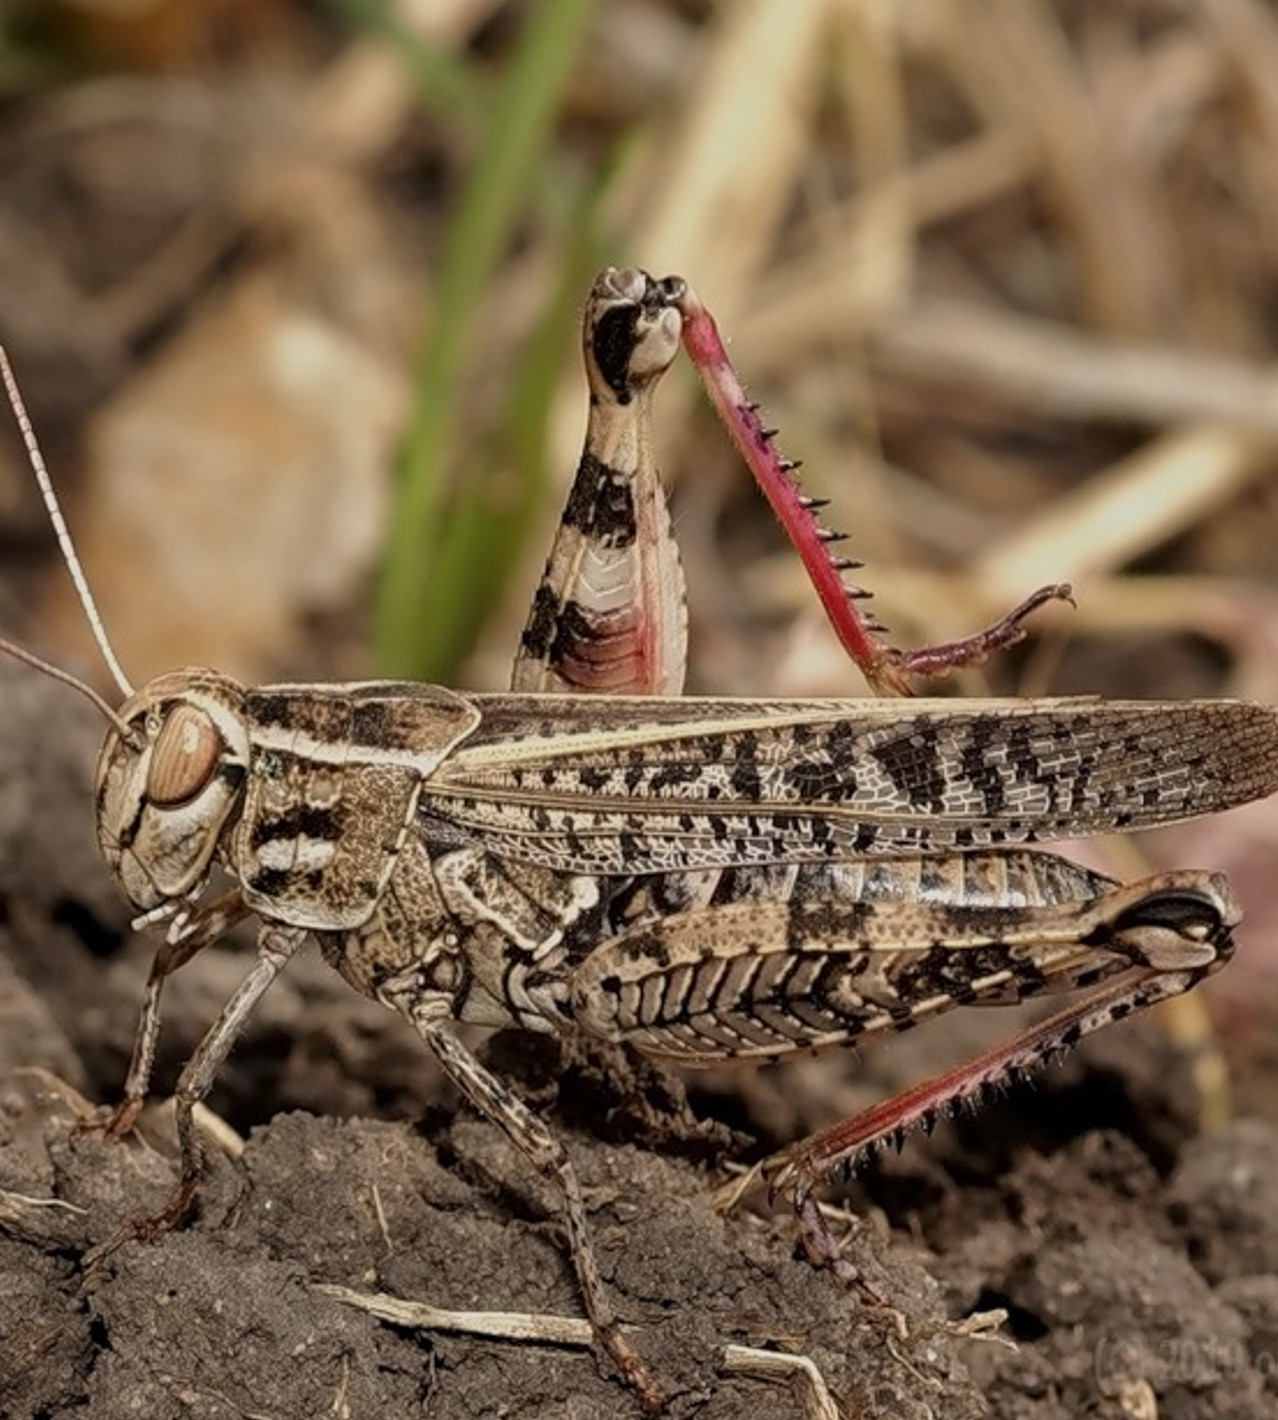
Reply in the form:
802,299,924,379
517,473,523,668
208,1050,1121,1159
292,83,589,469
3,268,1278,1410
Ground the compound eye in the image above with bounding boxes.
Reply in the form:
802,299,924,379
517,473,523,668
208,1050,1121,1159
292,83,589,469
147,703,222,807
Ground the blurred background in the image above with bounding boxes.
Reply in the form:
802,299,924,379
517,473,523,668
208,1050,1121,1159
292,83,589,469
3,0,1278,1097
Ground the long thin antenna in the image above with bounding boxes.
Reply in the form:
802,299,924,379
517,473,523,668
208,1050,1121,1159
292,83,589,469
0,633,134,737
0,344,134,700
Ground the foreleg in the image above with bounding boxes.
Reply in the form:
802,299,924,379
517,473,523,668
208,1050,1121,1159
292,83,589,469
87,889,250,1138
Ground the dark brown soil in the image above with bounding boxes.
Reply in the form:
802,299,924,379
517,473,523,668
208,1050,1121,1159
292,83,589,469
4,662,1278,1420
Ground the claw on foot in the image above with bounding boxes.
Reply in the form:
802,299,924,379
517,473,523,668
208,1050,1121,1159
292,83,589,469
882,582,1075,687
603,1323,664,1412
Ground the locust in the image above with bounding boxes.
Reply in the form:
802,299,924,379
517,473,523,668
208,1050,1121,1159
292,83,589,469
3,267,1278,1411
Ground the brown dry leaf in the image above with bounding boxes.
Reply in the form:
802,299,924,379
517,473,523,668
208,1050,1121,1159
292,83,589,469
40,276,406,683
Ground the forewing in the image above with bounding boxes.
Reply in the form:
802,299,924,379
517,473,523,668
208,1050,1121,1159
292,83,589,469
419,694,1278,873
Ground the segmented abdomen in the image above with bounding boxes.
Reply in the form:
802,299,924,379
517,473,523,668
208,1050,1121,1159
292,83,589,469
570,851,1121,1064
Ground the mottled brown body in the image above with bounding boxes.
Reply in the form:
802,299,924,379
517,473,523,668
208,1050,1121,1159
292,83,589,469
97,658,1266,1063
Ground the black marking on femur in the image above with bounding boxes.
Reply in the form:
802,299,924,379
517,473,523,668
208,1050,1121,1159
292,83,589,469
550,599,619,670
1081,888,1230,962
592,305,642,403
250,803,343,852
618,927,673,970
562,451,637,548
891,941,1018,1006
1111,888,1222,937
786,901,872,954
521,583,561,658
871,725,948,811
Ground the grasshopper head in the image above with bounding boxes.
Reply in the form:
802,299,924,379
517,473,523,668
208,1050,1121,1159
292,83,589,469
0,352,253,919
95,669,251,914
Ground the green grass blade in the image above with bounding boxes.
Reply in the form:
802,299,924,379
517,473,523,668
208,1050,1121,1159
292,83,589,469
376,0,601,679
